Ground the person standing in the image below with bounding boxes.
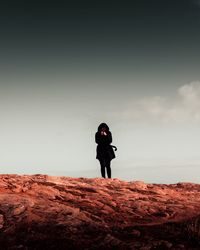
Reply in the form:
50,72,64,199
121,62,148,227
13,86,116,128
95,123,116,178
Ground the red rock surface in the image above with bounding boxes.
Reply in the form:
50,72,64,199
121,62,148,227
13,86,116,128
0,174,200,249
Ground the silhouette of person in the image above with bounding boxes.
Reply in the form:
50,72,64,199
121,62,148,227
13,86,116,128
95,123,116,178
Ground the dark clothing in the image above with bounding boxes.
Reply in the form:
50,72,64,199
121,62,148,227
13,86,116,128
95,131,115,161
100,158,111,178
95,123,116,178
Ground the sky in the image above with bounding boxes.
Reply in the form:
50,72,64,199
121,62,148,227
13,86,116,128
1,0,200,183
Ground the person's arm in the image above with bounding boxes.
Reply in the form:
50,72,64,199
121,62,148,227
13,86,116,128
95,132,100,144
107,131,112,144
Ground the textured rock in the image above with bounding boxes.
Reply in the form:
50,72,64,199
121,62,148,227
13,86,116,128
0,174,200,249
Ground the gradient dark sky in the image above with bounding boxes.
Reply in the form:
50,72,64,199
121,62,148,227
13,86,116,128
1,0,200,183
1,0,200,78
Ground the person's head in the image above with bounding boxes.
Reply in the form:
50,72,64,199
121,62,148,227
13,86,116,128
97,123,109,132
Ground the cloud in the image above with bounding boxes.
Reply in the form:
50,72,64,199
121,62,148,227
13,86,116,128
111,81,200,124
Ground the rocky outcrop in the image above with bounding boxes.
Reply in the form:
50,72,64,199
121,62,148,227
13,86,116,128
0,174,200,249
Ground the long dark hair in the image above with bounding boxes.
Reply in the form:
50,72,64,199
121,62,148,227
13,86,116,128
97,123,110,132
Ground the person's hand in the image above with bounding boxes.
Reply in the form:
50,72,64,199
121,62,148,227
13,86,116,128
101,131,107,136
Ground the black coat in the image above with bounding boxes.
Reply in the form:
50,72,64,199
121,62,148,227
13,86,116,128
95,131,115,161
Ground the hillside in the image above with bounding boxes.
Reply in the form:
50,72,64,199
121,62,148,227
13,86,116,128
0,174,200,249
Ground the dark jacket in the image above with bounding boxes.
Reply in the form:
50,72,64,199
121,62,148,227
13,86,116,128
95,123,115,161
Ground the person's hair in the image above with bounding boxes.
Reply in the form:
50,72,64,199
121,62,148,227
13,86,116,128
97,123,109,132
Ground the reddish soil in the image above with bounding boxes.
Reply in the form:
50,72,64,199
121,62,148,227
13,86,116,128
0,174,200,249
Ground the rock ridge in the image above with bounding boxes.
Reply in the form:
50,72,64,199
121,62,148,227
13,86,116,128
0,174,200,249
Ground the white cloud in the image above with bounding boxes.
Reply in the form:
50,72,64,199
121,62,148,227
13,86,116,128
112,81,200,124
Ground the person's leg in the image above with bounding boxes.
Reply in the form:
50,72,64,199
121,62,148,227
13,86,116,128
99,159,106,178
105,159,111,178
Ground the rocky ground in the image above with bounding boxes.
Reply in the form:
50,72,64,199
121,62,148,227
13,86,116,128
0,174,200,249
